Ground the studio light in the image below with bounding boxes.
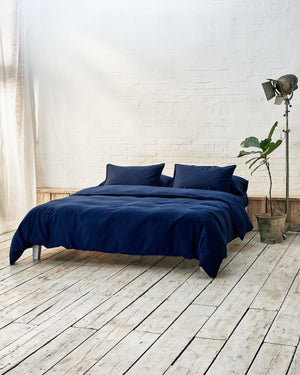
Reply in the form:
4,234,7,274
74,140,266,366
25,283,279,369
262,74,299,231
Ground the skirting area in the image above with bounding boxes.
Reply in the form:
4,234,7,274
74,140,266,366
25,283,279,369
0,230,299,374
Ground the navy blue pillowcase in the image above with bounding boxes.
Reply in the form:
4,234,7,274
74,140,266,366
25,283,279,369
230,175,249,196
159,175,173,187
173,164,236,192
104,163,165,186
100,173,172,187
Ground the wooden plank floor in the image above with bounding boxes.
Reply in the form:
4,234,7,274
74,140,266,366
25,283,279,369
0,230,299,374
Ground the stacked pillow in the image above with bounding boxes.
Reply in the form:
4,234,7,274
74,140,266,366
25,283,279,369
102,163,248,195
172,164,236,193
104,163,165,186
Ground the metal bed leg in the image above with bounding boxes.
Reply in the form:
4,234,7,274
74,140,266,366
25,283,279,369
33,245,41,260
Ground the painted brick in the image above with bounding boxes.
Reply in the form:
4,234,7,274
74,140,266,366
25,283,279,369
24,1,300,195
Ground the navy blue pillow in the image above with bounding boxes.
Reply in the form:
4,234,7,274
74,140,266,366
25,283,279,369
104,163,165,186
173,164,236,192
230,175,249,196
159,175,173,187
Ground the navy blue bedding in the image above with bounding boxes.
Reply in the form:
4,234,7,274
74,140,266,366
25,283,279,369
10,185,252,278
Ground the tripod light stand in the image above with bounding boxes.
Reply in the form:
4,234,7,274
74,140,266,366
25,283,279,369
262,74,299,231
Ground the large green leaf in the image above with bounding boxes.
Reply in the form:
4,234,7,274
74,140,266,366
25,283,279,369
248,156,263,169
237,150,261,158
261,139,282,158
260,122,279,151
268,121,278,140
245,156,262,164
240,137,261,149
250,160,266,174
260,138,270,152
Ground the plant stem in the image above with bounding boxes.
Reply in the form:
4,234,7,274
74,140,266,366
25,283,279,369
266,161,273,216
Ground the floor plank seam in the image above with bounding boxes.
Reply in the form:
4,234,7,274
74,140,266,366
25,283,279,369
274,267,300,311
95,269,212,373
201,338,229,375
121,334,162,375
35,328,100,375
0,322,39,353
0,288,42,316
26,301,67,325
16,280,106,327
192,235,270,315
250,234,298,309
133,278,211,334
0,248,68,281
249,306,279,312
262,341,297,348
200,305,252,342
169,335,197,366
247,245,297,311
214,244,269,306
255,302,288,351
285,337,300,375
110,255,181,296
82,329,161,375
97,260,199,333
166,334,226,374
216,232,259,275
0,256,87,296
3,253,153,324
131,304,216,374
244,338,266,375
0,249,10,259
71,257,186,331
1,231,298,375
13,247,229,335
0,251,101,307
31,256,182,330
192,302,218,308
0,326,97,374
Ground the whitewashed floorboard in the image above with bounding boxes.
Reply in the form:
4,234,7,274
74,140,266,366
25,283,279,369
251,233,300,311
205,309,276,375
127,304,216,374
0,231,14,243
46,296,163,374
287,344,300,375
197,237,292,340
247,342,296,375
0,249,64,278
0,230,299,375
265,271,300,346
165,338,225,375
5,327,94,375
193,232,268,307
86,330,159,375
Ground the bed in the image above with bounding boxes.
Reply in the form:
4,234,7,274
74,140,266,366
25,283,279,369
10,164,253,278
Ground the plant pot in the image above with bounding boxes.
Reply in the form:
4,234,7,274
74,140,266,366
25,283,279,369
256,213,287,244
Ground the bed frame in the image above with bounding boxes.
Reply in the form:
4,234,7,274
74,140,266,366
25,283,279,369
32,245,41,260
32,244,208,274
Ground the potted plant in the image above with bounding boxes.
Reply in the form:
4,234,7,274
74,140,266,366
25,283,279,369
238,121,286,243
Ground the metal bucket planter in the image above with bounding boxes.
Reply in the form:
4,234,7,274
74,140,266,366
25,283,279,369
256,213,287,244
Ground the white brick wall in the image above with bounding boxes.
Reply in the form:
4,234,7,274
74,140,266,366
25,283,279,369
25,0,300,196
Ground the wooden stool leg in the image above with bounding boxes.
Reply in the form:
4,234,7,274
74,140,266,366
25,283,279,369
32,245,41,260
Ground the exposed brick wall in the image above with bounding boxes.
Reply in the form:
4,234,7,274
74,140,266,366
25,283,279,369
25,0,300,196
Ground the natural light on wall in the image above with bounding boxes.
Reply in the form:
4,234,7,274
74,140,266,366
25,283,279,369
23,0,300,195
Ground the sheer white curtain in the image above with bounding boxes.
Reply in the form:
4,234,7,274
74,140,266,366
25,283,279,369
0,0,36,234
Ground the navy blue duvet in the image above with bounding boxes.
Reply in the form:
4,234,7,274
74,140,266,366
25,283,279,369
10,185,252,278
